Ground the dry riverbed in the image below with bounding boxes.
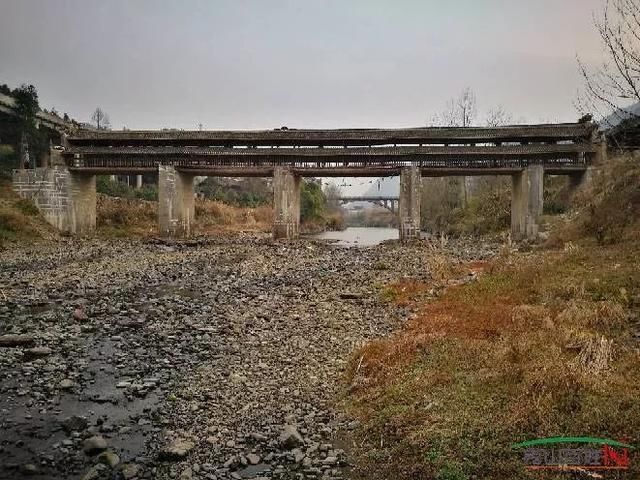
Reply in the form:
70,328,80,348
0,234,496,480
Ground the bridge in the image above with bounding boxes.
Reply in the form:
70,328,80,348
12,121,603,242
337,196,399,213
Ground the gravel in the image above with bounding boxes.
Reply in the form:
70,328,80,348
0,233,497,479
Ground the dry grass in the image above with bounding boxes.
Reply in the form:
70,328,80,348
0,179,56,246
193,199,272,234
343,154,640,480
96,196,274,237
97,194,157,237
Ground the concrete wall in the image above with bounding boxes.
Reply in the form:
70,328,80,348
158,165,195,237
399,166,421,241
273,167,301,239
511,165,543,241
12,167,96,234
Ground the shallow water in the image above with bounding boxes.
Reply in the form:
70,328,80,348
312,227,398,247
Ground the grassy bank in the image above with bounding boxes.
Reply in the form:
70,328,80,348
0,178,56,247
343,153,640,479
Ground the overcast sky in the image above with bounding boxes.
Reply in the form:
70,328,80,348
1,0,605,131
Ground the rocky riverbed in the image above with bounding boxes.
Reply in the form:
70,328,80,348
0,234,497,480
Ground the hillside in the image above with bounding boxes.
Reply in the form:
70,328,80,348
343,152,640,479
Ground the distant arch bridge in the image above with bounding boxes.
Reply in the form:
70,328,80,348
337,196,399,213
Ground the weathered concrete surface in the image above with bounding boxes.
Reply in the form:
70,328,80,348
0,235,497,480
567,166,596,199
399,166,421,241
158,166,195,237
511,164,543,241
12,167,96,235
273,167,301,239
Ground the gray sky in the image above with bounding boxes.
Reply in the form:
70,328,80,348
1,0,605,131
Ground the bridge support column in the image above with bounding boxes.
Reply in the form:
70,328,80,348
12,167,96,235
568,167,594,194
511,165,543,241
158,165,194,237
273,167,301,239
136,174,143,189
399,166,421,242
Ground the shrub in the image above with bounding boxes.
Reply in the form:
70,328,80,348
301,180,327,222
96,176,158,201
14,198,39,216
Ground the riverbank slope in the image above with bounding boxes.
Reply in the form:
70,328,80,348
343,153,640,479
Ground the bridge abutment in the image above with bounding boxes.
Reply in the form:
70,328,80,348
273,167,301,239
511,165,543,241
399,166,421,241
12,167,96,235
158,166,195,237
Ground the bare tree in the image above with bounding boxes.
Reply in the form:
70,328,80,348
457,87,477,127
91,107,111,130
486,106,514,127
578,0,640,125
323,182,342,210
430,87,477,127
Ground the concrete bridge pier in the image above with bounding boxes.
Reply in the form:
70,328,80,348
568,168,593,194
273,166,301,239
12,167,96,235
511,164,543,241
399,166,421,241
158,165,195,237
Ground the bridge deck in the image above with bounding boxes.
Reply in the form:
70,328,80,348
63,122,598,176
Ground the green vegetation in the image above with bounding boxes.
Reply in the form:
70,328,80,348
300,180,326,222
14,198,39,216
300,180,346,231
96,176,158,201
0,145,17,176
344,153,640,479
0,179,53,247
421,176,574,236
197,177,271,207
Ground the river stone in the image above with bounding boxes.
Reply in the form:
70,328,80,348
83,435,108,454
279,425,304,449
21,463,39,475
160,438,195,460
81,464,108,480
59,379,75,390
62,415,88,433
120,463,140,479
246,453,261,465
0,334,35,347
322,456,338,466
23,346,52,359
97,450,120,468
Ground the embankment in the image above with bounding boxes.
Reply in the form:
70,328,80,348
342,153,640,479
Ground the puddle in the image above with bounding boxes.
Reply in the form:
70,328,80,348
0,337,165,479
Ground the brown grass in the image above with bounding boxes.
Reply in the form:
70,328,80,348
97,194,157,236
96,195,274,237
193,199,272,234
0,179,56,246
343,154,640,480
